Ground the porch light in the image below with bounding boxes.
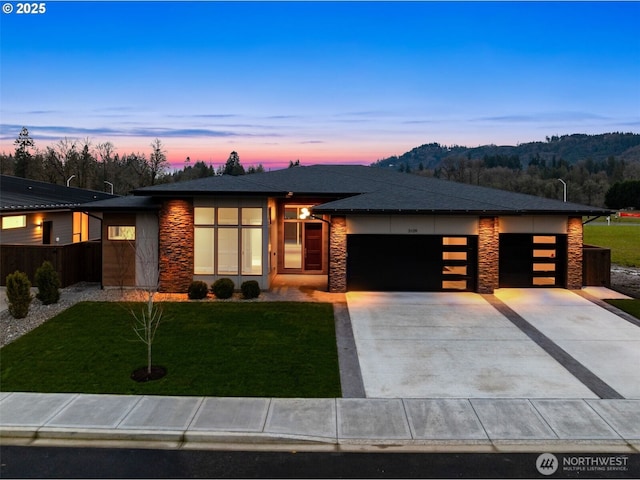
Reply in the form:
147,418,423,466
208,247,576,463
299,207,331,224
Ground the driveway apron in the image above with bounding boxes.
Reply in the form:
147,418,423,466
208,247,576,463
346,291,599,399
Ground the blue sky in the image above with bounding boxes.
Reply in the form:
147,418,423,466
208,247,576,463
1,1,639,169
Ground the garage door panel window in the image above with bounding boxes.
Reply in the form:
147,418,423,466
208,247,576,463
443,265,467,275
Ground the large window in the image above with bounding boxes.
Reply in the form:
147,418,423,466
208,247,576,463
194,207,263,276
2,215,26,230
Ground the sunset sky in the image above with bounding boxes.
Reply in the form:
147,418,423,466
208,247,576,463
1,1,638,170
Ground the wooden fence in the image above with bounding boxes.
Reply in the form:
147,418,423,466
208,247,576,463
1,241,101,287
583,244,611,287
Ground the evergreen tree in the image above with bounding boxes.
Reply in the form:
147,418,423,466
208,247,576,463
14,127,35,178
222,151,245,176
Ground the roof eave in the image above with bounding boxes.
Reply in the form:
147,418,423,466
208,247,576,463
312,208,615,216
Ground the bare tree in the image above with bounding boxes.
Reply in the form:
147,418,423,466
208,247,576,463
127,219,163,380
148,138,169,186
97,141,116,192
130,290,162,378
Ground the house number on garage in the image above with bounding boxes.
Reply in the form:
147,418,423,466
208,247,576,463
408,228,418,233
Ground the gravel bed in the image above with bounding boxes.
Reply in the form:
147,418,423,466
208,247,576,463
2,267,638,349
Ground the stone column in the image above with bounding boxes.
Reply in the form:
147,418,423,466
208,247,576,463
566,216,583,289
329,216,347,293
158,199,194,292
477,216,499,293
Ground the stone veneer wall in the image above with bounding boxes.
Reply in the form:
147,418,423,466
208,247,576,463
329,216,347,293
477,216,499,293
158,199,194,292
566,216,583,289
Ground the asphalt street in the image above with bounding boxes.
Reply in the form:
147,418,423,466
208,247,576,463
2,446,639,479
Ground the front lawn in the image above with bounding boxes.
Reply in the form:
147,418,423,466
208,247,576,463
0,302,341,397
605,299,640,320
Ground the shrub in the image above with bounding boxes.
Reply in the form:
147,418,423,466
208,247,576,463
35,261,61,305
188,280,209,300
6,270,33,319
211,278,234,299
241,280,261,299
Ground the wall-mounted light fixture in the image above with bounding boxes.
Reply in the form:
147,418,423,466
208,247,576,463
299,207,330,224
299,207,311,220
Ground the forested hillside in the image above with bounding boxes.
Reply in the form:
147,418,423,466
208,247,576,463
2,128,639,208
373,133,640,207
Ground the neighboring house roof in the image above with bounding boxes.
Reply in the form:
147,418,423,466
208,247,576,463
78,195,160,211
1,175,116,212
128,165,611,216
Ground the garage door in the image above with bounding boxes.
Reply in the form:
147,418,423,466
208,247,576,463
347,234,477,291
499,234,567,287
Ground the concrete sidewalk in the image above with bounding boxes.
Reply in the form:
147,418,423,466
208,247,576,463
1,392,639,452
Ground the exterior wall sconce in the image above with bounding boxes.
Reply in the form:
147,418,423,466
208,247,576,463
299,207,331,224
299,207,311,220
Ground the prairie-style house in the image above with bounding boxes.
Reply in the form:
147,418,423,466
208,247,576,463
80,165,611,293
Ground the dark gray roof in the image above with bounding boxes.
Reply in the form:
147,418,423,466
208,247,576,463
131,165,610,215
78,195,160,211
1,175,116,212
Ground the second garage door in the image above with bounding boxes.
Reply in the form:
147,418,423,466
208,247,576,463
347,234,477,291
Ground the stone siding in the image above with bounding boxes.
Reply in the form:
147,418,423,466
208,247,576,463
158,199,194,292
477,216,499,293
329,216,347,293
567,216,583,289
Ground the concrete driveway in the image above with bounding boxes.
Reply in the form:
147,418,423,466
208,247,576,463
346,290,638,399
495,288,640,398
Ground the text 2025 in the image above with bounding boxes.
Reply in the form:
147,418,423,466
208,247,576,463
16,3,46,14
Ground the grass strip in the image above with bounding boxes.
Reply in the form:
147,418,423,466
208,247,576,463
605,299,640,320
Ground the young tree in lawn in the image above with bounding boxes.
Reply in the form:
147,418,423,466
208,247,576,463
128,219,164,380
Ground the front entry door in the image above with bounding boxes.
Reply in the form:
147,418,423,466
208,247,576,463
42,221,53,244
304,223,323,270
